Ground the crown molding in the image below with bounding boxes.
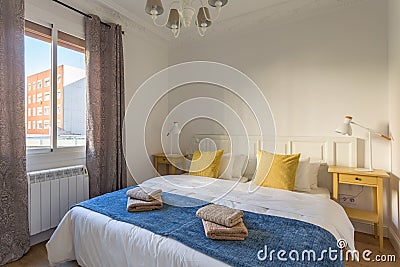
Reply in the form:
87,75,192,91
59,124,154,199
175,0,368,44
64,0,171,44
74,0,368,46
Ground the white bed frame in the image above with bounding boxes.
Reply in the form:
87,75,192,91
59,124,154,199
192,135,364,192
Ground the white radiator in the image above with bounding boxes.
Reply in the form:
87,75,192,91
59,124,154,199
28,165,89,235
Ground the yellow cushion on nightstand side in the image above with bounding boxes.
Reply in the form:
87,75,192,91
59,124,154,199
189,150,224,178
253,150,301,191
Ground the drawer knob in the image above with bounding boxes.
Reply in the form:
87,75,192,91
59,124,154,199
355,177,362,181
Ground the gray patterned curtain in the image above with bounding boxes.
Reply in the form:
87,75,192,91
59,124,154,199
0,0,30,265
85,15,127,198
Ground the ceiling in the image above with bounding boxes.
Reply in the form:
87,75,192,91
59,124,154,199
92,0,366,40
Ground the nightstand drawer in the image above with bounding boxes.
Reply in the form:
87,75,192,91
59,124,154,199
339,174,377,186
157,157,169,164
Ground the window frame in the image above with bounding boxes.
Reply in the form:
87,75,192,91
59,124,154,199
44,78,50,87
25,20,86,155
44,92,50,101
44,106,50,115
37,107,43,116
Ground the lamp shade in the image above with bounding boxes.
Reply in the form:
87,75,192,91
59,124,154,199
335,116,353,136
171,122,180,135
145,0,164,16
166,9,181,29
196,7,212,27
208,0,228,7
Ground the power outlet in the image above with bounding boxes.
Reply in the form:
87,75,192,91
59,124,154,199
338,195,357,206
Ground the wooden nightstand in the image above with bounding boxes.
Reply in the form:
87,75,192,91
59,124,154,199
328,166,389,252
153,153,188,176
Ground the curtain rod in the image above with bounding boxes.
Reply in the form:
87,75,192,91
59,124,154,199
52,0,124,34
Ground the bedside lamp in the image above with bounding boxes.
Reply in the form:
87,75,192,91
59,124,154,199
166,122,181,155
335,116,391,172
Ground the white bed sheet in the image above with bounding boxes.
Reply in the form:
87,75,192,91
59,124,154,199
47,175,354,267
301,187,331,198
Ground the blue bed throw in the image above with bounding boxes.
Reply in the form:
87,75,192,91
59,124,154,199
75,187,344,267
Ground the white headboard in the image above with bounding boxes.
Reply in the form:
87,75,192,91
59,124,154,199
192,135,364,191
192,135,363,166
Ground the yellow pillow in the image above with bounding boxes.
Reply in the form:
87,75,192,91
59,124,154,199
253,150,300,191
189,150,224,178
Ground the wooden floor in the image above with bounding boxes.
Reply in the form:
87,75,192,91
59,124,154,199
3,232,398,266
345,232,398,267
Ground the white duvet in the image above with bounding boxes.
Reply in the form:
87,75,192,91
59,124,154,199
47,175,354,267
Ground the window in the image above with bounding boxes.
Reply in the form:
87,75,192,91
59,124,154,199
44,120,50,129
28,108,31,117
28,96,31,104
44,78,50,87
28,121,31,130
44,92,50,101
57,33,86,148
25,20,86,149
28,83,31,91
44,106,50,115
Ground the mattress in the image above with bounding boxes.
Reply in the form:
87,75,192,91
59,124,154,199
47,175,353,267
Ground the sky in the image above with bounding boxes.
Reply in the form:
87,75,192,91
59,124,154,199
24,36,85,77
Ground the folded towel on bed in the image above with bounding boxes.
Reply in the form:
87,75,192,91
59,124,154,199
196,204,244,227
126,187,162,202
202,219,248,241
126,197,163,212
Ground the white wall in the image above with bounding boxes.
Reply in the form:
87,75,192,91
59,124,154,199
168,0,391,225
170,0,389,166
388,0,400,255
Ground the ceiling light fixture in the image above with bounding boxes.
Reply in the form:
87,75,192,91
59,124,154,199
145,0,229,38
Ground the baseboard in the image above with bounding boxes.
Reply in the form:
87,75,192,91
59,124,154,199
30,228,55,246
389,227,400,256
351,220,389,238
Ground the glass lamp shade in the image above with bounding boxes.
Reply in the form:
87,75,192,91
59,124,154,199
145,0,164,16
208,0,228,7
166,9,182,29
196,7,212,27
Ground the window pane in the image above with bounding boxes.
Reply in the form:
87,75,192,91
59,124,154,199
25,35,52,149
57,33,86,147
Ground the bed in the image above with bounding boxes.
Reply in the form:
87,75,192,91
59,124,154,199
47,175,354,267
47,135,361,266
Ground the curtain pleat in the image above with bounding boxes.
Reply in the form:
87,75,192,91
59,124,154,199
0,0,30,265
85,15,127,198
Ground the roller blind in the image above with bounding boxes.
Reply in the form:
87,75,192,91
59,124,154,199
25,20,85,53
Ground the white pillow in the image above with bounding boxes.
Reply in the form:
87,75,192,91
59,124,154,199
294,157,312,192
219,154,248,179
308,161,321,189
244,156,257,179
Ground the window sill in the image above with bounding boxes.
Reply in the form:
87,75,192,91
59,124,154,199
27,146,86,172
